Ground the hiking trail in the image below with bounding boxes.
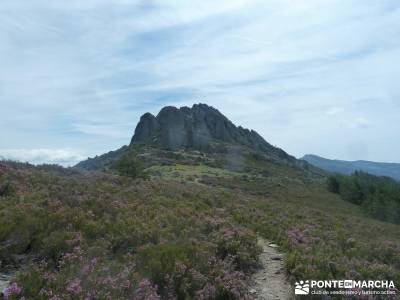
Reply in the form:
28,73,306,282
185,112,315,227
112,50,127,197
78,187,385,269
0,272,13,295
250,237,293,299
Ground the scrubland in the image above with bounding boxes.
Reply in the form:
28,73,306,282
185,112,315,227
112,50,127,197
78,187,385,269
0,153,399,299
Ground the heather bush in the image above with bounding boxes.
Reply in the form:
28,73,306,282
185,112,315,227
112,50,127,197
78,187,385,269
136,243,202,297
214,226,260,271
2,282,22,299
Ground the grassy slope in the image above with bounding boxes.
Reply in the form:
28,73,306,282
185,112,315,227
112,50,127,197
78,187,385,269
0,157,399,299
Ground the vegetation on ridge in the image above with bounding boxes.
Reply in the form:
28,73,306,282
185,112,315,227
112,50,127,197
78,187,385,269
327,171,400,224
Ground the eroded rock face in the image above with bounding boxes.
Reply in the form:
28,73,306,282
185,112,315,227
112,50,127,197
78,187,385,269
131,113,160,144
157,106,188,150
129,104,292,162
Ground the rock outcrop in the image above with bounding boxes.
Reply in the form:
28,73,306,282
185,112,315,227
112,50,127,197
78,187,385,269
76,103,296,170
130,104,291,160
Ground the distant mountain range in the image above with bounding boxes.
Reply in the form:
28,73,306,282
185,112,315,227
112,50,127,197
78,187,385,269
301,154,400,181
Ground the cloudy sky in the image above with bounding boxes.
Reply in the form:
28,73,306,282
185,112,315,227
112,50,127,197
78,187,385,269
0,0,399,166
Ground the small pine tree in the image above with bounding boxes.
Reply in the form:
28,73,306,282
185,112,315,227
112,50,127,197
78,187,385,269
116,153,146,179
327,175,340,194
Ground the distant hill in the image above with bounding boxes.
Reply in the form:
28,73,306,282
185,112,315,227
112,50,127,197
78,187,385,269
301,154,400,181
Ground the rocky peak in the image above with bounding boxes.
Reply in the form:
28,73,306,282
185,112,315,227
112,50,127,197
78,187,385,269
131,113,159,143
130,104,294,162
76,103,296,170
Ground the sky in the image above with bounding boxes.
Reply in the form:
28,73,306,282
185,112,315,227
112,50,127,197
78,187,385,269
0,0,399,166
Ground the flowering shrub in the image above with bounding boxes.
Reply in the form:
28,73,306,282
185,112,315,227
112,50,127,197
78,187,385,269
3,282,22,300
214,225,260,271
133,279,160,300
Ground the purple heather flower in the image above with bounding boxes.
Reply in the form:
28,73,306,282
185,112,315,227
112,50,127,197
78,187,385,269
3,282,22,300
67,278,82,295
133,279,160,300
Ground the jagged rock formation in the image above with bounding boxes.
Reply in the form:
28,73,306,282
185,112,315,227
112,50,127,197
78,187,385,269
75,103,296,170
131,104,290,158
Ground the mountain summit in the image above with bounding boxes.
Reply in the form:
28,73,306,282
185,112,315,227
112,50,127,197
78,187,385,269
131,104,288,157
76,103,295,170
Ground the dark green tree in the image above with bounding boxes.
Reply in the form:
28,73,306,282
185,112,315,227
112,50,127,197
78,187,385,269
327,175,340,193
116,153,146,179
326,171,400,224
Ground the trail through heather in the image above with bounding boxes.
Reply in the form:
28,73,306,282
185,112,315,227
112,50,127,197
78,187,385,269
0,272,13,295
250,238,293,299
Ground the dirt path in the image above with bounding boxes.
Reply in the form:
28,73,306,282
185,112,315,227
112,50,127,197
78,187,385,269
0,272,13,295
250,238,293,300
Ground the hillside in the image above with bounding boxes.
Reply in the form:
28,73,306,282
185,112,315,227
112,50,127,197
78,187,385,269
0,105,399,299
327,171,400,224
302,154,400,181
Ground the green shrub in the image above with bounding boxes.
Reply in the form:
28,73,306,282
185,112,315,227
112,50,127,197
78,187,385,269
137,243,204,298
0,179,15,197
115,153,147,179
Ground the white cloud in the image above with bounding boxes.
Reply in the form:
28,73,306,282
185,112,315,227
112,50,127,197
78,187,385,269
353,117,370,129
325,107,344,115
0,149,87,167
